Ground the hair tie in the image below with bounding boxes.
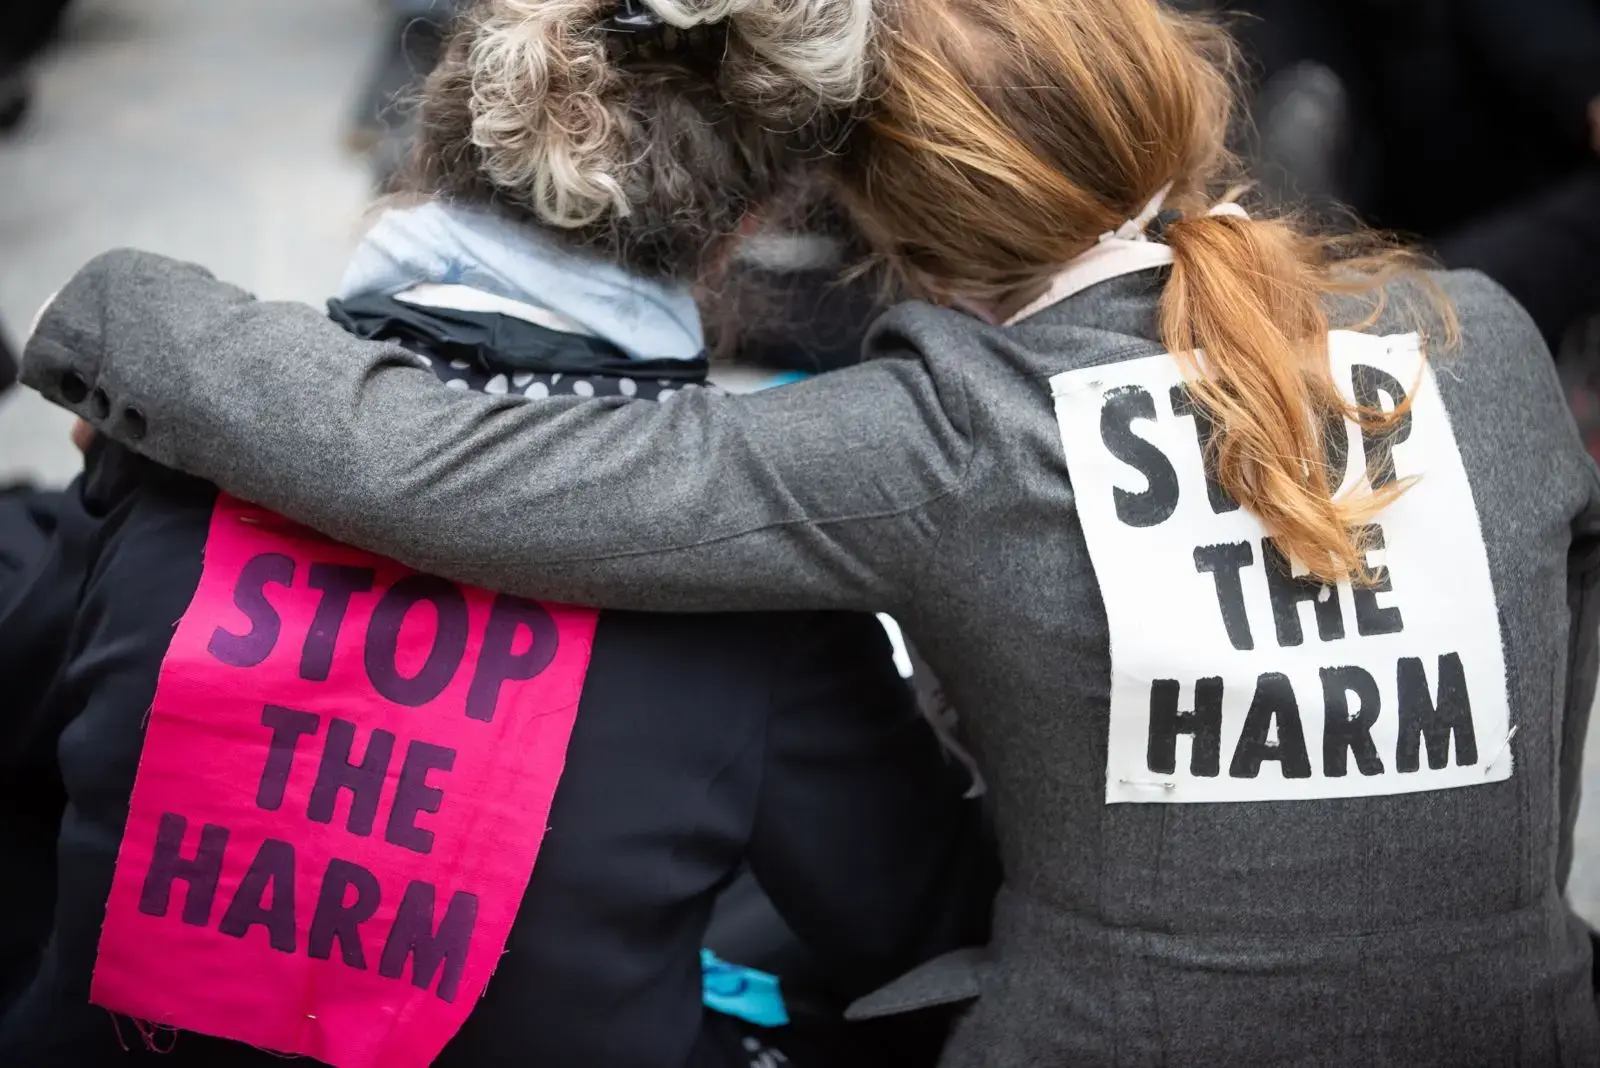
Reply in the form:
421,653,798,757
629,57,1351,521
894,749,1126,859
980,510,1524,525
603,0,662,34
601,0,727,64
1101,185,1249,245
1107,181,1174,243
1145,209,1184,243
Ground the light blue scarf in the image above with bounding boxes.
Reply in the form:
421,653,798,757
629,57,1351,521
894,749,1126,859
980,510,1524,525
338,202,705,362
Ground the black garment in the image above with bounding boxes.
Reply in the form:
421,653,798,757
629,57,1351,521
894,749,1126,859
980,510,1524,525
329,293,712,383
703,1008,955,1068
0,312,994,1067
1216,0,1600,344
1437,167,1600,350
0,0,71,66
1365,1,1600,347
0,319,17,395
0,484,56,593
0,484,64,1007
1223,0,1600,234
0,0,69,128
1363,0,1600,237
1454,0,1600,152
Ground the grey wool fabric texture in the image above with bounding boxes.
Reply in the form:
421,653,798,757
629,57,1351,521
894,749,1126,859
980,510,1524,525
24,249,1600,1066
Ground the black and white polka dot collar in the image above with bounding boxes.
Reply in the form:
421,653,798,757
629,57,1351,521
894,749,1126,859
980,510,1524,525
424,354,715,403
326,293,715,404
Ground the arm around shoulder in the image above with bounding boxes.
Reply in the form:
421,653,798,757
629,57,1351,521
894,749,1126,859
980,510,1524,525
24,250,973,615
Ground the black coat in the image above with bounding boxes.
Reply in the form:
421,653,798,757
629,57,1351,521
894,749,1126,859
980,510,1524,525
0,320,17,395
1230,0,1600,235
0,310,994,1068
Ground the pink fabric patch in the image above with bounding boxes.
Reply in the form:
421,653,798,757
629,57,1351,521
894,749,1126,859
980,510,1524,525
91,495,599,1068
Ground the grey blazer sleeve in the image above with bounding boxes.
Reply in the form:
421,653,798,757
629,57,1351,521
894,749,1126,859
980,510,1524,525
21,249,973,614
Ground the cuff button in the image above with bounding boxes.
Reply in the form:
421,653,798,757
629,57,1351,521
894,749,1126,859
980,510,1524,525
59,370,88,405
89,388,111,420
121,407,148,441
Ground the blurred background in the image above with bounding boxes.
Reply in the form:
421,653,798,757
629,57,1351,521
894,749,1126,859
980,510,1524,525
0,0,378,485
2,0,1600,910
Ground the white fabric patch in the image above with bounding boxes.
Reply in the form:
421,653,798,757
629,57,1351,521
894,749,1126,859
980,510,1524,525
1051,332,1511,805
395,283,591,337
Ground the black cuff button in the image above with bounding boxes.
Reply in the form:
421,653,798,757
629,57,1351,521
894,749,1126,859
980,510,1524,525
121,407,148,441
59,370,88,405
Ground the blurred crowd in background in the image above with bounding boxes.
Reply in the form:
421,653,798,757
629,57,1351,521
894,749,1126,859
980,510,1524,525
0,0,74,393
1,0,1598,417
1200,0,1600,453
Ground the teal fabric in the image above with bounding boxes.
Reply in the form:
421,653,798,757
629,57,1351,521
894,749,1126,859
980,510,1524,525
700,949,789,1028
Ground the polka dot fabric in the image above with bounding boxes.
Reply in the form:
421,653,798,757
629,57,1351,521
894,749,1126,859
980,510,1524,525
414,352,716,402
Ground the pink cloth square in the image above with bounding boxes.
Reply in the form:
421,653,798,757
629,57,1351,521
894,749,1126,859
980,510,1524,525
91,495,599,1068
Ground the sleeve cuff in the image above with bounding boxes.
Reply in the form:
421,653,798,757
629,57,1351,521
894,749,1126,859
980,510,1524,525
20,250,156,448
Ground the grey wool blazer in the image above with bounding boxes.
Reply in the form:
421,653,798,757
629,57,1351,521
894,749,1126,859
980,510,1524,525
24,249,1600,1066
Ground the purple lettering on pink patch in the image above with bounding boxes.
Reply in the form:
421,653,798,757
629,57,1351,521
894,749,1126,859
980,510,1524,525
92,495,598,1068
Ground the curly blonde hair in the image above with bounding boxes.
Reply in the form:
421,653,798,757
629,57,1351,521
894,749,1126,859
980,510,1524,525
407,0,872,279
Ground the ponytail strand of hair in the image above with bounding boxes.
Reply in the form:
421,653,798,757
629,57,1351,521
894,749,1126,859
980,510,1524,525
1159,211,1423,585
